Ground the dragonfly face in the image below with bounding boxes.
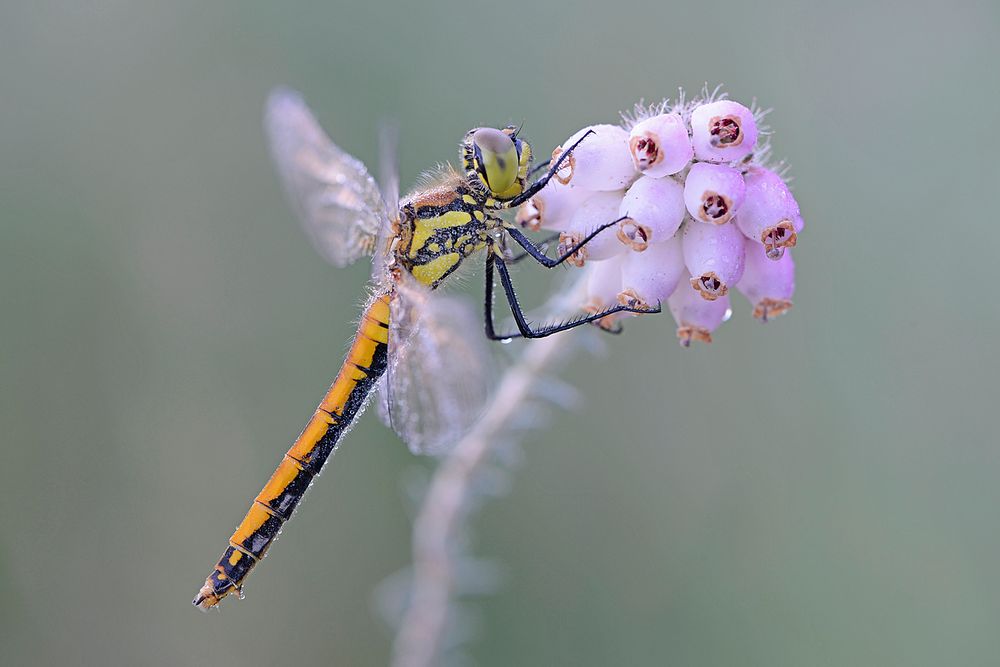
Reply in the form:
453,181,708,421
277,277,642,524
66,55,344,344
462,126,533,201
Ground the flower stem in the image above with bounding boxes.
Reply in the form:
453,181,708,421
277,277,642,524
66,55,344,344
391,275,588,667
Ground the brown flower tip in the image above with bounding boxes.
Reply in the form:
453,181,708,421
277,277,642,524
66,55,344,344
676,325,713,346
629,133,662,171
558,231,588,267
699,190,734,224
690,272,728,301
616,288,651,310
753,298,793,322
615,217,650,251
709,115,744,147
551,146,576,186
515,198,543,231
762,220,797,259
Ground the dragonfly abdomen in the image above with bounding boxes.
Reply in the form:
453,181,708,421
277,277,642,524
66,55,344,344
194,293,391,610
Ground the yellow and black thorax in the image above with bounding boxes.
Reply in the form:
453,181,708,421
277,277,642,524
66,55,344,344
396,181,501,288
393,126,534,289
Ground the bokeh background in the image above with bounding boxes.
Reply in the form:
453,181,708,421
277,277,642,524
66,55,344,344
2,1,999,665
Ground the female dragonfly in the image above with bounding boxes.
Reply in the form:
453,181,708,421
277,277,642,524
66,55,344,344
193,88,657,609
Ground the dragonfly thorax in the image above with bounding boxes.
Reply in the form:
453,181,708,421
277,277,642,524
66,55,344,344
396,181,501,288
390,126,533,289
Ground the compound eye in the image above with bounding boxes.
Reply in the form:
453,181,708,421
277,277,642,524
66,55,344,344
472,128,518,195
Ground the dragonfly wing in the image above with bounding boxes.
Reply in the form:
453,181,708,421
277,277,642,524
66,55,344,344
372,119,401,283
379,272,494,456
378,119,400,219
265,87,388,267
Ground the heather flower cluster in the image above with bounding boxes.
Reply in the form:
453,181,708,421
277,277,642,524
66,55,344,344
517,88,802,345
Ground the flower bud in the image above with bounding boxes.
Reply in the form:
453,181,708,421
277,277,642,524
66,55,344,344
627,113,692,177
554,125,637,191
668,275,732,346
735,166,800,259
737,240,795,321
618,233,684,310
515,180,588,232
618,175,685,247
682,220,746,301
691,100,758,163
558,191,628,265
583,254,626,331
683,162,745,225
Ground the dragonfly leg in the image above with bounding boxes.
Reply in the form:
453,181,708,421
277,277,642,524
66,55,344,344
527,158,550,178
504,220,626,268
484,253,659,340
501,129,595,208
504,231,561,264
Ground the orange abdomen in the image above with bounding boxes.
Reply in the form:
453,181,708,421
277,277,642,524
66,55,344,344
193,292,391,609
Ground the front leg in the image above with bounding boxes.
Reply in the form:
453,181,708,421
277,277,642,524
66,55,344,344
504,231,560,264
504,219,626,269
501,129,594,208
527,159,550,179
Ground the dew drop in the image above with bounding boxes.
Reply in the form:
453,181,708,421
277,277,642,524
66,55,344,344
501,338,512,345
723,307,733,322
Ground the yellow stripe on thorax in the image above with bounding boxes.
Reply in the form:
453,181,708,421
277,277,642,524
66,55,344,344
412,253,460,286
408,210,473,259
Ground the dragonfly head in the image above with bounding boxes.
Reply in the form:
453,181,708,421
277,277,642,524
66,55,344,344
462,126,532,201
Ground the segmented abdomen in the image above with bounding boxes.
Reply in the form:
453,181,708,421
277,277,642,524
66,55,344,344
193,292,391,609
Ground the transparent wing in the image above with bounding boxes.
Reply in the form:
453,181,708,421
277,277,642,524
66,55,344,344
372,119,401,283
377,272,494,456
265,87,388,267
378,119,400,218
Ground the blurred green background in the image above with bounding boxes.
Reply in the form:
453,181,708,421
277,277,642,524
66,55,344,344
2,1,999,665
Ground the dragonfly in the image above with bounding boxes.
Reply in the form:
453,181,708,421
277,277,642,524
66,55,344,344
193,88,658,610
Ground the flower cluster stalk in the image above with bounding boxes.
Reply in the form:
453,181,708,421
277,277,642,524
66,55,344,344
391,277,589,667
